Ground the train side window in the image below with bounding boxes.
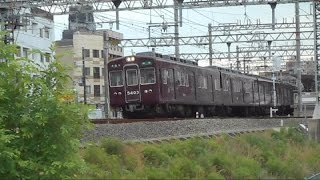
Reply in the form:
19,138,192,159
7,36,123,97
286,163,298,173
198,75,207,89
214,79,221,91
186,74,189,87
224,79,229,91
203,76,207,89
259,84,264,94
176,71,181,86
140,68,156,85
168,69,174,84
162,69,168,84
109,71,123,87
126,69,138,86
233,81,241,92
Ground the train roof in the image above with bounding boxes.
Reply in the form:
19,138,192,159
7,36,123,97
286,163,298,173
136,52,198,66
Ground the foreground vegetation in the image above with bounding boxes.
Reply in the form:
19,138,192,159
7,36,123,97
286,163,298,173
0,32,90,178
83,129,320,179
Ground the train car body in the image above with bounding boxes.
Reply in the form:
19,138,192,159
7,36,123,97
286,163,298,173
108,52,294,118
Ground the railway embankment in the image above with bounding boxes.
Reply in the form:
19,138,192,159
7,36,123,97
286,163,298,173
83,117,306,143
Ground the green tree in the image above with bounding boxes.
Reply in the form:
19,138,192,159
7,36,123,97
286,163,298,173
0,32,90,178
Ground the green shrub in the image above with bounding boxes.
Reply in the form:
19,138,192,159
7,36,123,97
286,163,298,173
83,146,108,166
207,171,225,180
170,157,204,178
265,157,287,177
100,138,124,155
143,146,169,167
209,153,233,175
231,157,261,179
161,144,179,158
287,128,306,145
145,167,171,179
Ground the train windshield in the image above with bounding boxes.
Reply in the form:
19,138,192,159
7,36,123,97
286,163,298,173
140,68,156,85
109,71,123,87
126,69,138,86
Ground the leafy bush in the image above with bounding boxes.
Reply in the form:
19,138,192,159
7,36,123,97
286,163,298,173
0,32,89,179
100,138,124,155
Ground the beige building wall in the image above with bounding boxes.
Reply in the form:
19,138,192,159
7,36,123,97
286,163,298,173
56,30,123,107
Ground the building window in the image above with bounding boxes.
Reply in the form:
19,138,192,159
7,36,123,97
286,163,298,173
31,23,37,34
85,86,91,94
83,49,90,58
94,85,100,97
93,50,100,58
45,53,50,62
40,54,44,62
40,28,43,38
22,47,29,58
93,67,100,79
44,27,50,38
85,67,90,76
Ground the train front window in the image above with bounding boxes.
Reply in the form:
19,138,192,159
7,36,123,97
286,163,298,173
126,69,138,86
109,71,123,87
140,68,156,85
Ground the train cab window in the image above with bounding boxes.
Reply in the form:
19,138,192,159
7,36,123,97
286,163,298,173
109,71,123,87
126,69,138,86
140,68,156,85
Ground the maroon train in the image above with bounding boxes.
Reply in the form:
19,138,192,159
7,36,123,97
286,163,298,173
108,52,294,118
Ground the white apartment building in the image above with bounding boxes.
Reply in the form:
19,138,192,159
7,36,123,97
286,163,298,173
1,8,55,68
56,30,123,109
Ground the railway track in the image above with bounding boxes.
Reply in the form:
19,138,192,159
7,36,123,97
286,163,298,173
90,116,302,124
90,118,184,124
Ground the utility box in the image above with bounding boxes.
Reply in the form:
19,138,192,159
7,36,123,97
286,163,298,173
88,109,104,119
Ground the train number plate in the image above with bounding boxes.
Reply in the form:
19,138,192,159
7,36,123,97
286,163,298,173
127,90,139,95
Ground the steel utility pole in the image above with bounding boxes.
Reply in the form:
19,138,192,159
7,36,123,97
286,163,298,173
208,23,213,66
295,0,302,117
313,1,320,119
236,46,240,71
82,47,87,104
174,0,180,61
103,31,111,118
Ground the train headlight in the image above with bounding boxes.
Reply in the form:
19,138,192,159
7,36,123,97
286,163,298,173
126,56,135,62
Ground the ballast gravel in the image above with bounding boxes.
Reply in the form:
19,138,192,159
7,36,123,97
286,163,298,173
82,118,305,143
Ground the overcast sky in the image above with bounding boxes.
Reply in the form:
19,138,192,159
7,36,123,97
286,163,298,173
53,2,312,66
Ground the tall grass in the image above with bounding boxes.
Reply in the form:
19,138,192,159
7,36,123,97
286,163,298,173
82,128,320,179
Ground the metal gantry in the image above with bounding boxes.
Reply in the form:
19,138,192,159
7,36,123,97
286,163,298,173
211,21,313,33
0,0,311,15
121,31,314,47
175,45,314,61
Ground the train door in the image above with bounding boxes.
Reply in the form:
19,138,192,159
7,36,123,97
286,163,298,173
124,65,141,102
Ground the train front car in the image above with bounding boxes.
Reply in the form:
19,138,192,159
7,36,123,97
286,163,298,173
108,55,159,118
